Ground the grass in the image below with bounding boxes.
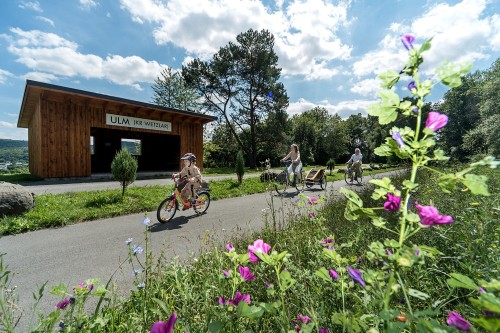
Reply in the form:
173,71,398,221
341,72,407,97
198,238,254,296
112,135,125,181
0,167,399,236
2,165,497,332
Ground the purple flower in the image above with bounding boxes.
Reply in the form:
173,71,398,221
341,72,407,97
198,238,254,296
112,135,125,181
150,312,177,333
297,314,311,324
265,281,271,288
414,249,420,256
56,298,70,309
308,196,319,205
319,329,329,333
408,81,416,91
415,201,454,226
69,297,75,304
401,34,415,50
446,311,470,331
384,193,401,211
392,131,405,147
228,291,251,306
386,249,393,256
327,245,334,251
479,287,486,293
133,245,144,254
328,269,339,280
321,237,334,246
309,212,315,218
222,269,229,277
425,112,448,132
412,107,419,114
218,297,226,305
238,266,255,281
248,239,271,262
59,321,65,329
225,243,234,252
143,217,151,226
347,267,366,287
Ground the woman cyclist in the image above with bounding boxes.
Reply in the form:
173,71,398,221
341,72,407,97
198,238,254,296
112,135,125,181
280,143,302,186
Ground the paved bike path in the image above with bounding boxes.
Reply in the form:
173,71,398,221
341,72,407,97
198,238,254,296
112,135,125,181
0,170,401,331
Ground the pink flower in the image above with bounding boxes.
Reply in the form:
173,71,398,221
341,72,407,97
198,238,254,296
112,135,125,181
309,212,315,218
425,112,448,132
150,312,177,333
308,197,319,205
446,311,470,331
319,329,329,333
225,243,234,251
297,313,311,324
328,269,339,280
415,201,454,226
384,193,401,211
222,269,229,277
238,266,255,281
228,291,251,306
248,239,271,262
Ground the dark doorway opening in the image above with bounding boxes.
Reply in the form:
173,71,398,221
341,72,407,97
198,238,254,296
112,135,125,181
90,127,180,173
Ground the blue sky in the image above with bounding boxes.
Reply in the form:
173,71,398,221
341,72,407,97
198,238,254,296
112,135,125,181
0,0,499,140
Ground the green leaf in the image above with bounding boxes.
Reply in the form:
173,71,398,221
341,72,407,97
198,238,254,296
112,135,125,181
447,273,478,290
406,212,420,223
367,103,398,125
340,188,363,207
371,217,387,228
436,61,473,88
374,143,393,157
379,89,401,106
462,174,490,196
418,38,433,53
237,301,264,319
279,270,297,291
315,267,332,282
378,70,400,89
408,288,430,300
258,301,279,314
470,293,500,313
50,283,67,296
438,174,458,194
403,180,418,190
433,149,450,161
208,321,224,333
151,298,170,316
470,317,500,332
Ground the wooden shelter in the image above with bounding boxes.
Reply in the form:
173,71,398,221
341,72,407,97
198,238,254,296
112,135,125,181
17,80,216,178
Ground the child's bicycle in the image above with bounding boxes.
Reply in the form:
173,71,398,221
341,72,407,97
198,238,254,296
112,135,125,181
156,175,211,223
274,160,305,195
344,162,363,185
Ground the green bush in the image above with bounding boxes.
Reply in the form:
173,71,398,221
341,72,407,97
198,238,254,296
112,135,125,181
326,158,335,175
111,149,138,198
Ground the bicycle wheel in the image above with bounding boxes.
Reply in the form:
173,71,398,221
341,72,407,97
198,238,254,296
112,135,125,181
320,174,328,190
355,169,363,185
193,192,210,215
344,170,353,184
274,171,289,195
295,171,305,192
157,197,177,223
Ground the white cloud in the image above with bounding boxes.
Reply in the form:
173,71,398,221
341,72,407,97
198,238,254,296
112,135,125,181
36,16,55,27
5,28,164,90
350,78,381,97
0,121,16,128
287,98,373,119
352,0,500,78
7,113,18,117
119,0,352,80
0,128,28,140
19,1,42,12
80,0,98,10
0,69,15,84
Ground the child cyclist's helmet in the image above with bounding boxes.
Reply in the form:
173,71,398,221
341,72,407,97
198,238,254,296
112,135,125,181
180,153,196,162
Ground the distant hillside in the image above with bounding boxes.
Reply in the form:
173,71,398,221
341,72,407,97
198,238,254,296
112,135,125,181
0,139,29,164
0,139,28,148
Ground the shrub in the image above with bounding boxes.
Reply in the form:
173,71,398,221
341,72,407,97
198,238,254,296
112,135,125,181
326,158,335,175
111,149,138,198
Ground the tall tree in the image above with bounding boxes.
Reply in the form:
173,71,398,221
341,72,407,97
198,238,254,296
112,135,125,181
151,67,201,111
183,29,289,167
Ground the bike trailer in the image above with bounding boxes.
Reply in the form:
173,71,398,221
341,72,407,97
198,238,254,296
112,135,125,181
305,168,325,181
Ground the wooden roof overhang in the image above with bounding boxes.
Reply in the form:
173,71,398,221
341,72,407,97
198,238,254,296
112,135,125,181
18,80,217,128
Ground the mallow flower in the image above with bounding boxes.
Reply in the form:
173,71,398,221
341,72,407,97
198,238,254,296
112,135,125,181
56,298,70,309
446,311,470,331
150,312,177,333
228,291,251,306
401,34,415,50
384,193,401,211
392,132,405,147
318,329,329,333
328,269,339,280
225,243,234,252
415,201,453,226
347,267,366,287
248,239,271,262
408,81,416,91
238,265,255,281
425,112,448,132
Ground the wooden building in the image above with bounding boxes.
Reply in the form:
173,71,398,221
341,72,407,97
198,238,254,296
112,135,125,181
17,80,216,178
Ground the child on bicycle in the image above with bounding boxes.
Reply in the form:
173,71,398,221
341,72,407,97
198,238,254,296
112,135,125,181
281,143,302,186
173,153,202,210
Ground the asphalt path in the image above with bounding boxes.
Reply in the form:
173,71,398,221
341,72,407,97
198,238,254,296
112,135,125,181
0,170,400,331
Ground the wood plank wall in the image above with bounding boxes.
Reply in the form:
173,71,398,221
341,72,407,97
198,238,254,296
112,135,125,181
29,91,205,178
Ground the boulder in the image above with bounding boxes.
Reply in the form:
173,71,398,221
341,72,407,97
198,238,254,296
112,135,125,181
0,182,34,215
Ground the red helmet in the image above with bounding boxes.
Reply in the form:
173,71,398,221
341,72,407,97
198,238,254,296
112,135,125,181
180,153,196,162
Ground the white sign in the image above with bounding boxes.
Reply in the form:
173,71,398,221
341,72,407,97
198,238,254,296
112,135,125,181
106,114,171,132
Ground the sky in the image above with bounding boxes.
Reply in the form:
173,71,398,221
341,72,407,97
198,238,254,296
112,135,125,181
0,0,499,141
